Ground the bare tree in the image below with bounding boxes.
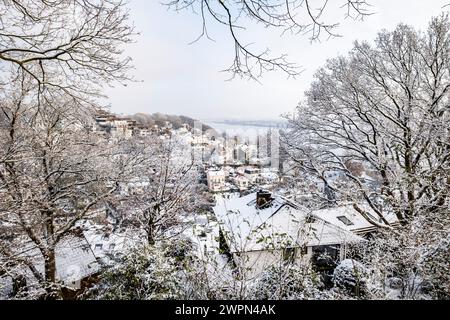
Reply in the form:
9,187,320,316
116,133,202,246
0,81,130,298
282,14,450,227
0,0,135,107
0,0,139,299
165,0,372,80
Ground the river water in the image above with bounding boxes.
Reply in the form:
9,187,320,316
201,120,285,140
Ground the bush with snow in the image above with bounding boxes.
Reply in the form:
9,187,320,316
251,263,335,300
333,259,368,296
420,234,450,299
92,244,183,300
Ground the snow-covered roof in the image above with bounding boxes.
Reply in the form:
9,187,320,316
313,205,399,234
234,175,249,182
213,193,363,253
260,171,279,181
1,231,100,293
207,170,225,177
82,223,144,263
181,213,220,257
53,233,100,285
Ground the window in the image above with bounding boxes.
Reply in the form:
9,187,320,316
300,246,308,255
311,245,340,270
95,244,103,251
337,216,354,226
282,247,297,262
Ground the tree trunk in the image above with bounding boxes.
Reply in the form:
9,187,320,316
147,228,155,246
147,208,158,246
147,214,155,246
43,250,60,300
12,275,28,297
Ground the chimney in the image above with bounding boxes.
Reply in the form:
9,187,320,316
256,190,273,208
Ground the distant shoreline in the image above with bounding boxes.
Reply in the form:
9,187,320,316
202,119,286,129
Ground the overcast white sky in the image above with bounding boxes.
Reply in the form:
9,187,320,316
105,0,448,120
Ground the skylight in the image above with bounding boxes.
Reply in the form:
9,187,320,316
337,216,354,226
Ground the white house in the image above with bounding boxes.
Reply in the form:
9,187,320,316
243,167,261,184
93,113,135,139
213,191,364,279
233,175,250,191
207,170,227,192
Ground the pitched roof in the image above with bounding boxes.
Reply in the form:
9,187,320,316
313,205,399,235
207,170,225,177
82,222,144,263
54,233,100,285
1,231,100,293
213,193,363,253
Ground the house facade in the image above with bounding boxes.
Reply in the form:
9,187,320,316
207,170,227,192
213,191,364,280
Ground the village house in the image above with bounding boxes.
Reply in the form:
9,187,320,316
0,230,100,299
135,125,152,137
213,191,363,280
232,175,250,191
207,170,227,192
242,167,262,184
93,112,136,139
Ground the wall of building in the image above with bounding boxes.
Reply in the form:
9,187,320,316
233,247,313,280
